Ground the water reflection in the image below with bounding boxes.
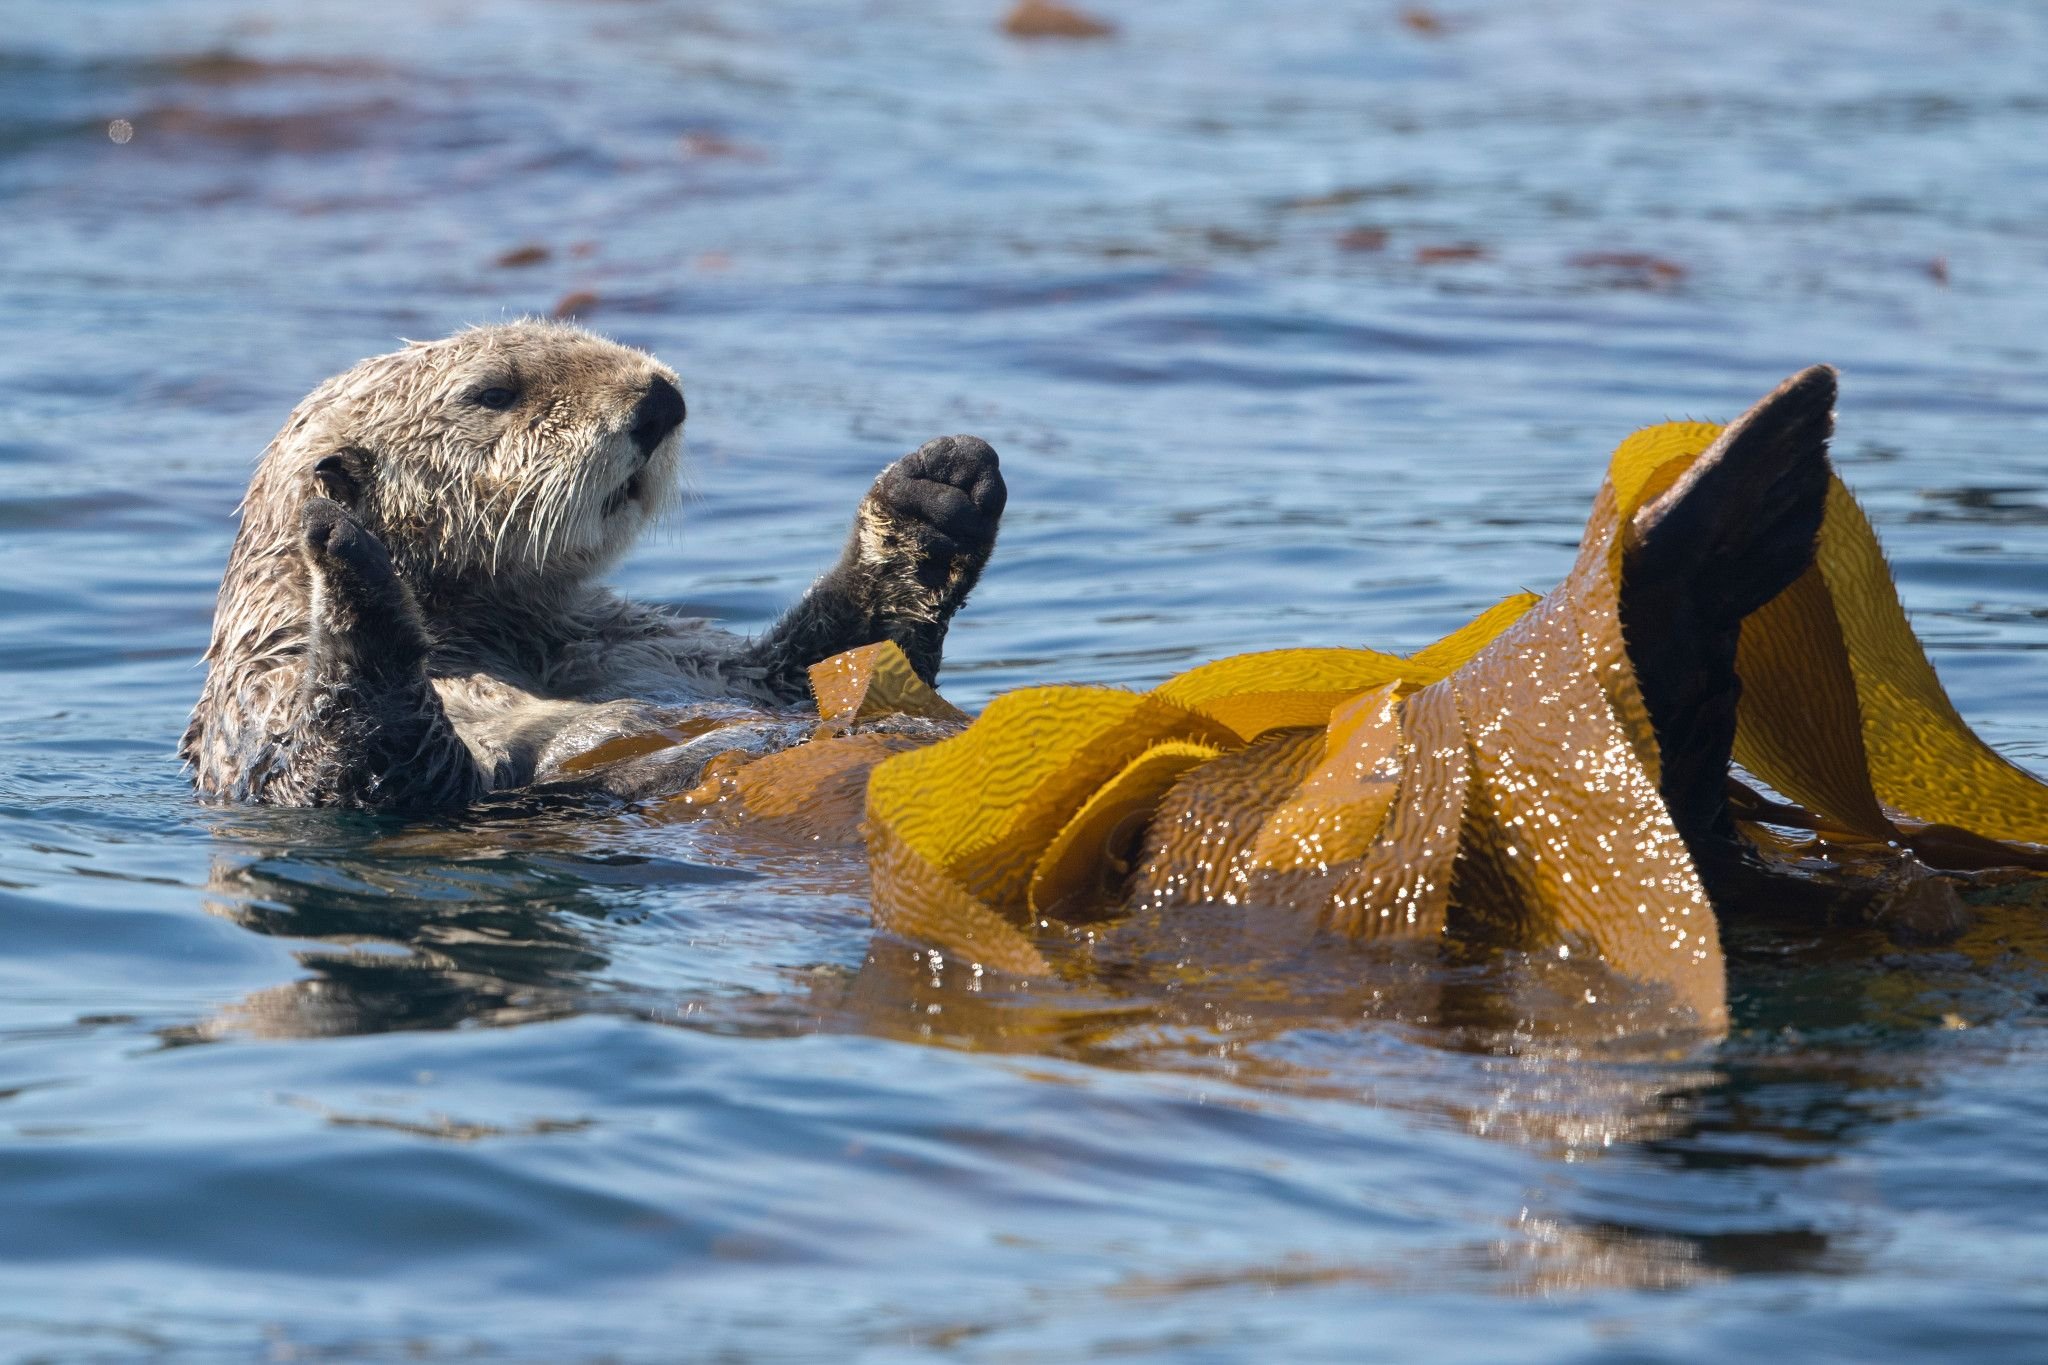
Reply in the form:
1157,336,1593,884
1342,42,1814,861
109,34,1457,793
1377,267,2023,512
1912,485,2048,527
188,858,605,1041
182,802,755,1041
186,801,2048,1100
153,673,2048,1317
177,811,2011,1295
804,924,1889,1289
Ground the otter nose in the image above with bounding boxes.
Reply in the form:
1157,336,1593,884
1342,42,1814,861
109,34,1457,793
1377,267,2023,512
629,376,685,457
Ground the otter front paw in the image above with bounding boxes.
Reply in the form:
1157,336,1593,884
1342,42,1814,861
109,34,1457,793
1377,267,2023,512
285,492,479,811
747,436,1008,698
299,495,427,670
862,435,1006,594
303,494,385,574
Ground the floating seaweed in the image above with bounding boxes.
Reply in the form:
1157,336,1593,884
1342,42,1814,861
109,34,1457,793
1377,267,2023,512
603,376,2048,1034
1416,243,1487,264
1400,7,1449,37
1571,250,1687,287
1337,227,1390,252
1002,0,1117,40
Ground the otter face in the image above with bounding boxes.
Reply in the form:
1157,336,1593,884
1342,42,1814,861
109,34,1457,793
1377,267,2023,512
275,320,685,594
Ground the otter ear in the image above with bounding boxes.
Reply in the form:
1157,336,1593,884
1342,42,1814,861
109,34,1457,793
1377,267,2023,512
311,446,374,510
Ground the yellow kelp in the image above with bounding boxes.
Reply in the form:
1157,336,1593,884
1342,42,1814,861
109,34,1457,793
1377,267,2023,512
648,640,964,850
850,415,2048,1030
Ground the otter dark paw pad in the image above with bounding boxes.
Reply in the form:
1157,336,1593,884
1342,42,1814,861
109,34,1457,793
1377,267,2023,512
872,435,1006,550
300,495,396,583
301,494,351,550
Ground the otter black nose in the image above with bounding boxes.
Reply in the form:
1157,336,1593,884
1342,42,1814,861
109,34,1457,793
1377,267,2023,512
629,376,685,456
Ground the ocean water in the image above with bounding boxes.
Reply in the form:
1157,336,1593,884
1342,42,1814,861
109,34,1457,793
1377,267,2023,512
4,0,2048,1359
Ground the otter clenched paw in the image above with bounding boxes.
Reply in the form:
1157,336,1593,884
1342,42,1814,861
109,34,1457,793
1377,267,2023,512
274,492,481,811
302,494,381,573
299,494,422,658
746,435,1008,700
865,435,1007,587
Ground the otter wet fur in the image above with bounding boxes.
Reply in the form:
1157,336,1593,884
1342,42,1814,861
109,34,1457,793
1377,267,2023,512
182,321,1005,812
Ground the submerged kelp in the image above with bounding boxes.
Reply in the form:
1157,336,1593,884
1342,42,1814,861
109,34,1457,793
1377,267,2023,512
660,373,2048,1034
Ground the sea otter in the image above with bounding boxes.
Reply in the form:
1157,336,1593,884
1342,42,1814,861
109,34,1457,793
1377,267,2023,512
181,320,1004,811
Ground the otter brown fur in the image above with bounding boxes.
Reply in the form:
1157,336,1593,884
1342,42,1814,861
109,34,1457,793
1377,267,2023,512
181,320,1005,811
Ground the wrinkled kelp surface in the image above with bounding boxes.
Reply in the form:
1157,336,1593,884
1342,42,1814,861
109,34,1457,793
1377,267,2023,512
680,416,2048,1036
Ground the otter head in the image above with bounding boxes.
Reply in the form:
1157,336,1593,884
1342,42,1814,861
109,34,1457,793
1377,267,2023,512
249,319,685,603
185,322,685,786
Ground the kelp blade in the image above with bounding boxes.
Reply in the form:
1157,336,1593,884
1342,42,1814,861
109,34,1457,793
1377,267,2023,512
1246,683,1405,873
1029,739,1225,918
849,412,2048,1030
810,640,968,725
865,686,1239,936
1816,481,2048,843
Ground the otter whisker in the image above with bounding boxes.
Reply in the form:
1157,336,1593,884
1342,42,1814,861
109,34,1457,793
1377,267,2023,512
536,463,576,567
492,475,542,577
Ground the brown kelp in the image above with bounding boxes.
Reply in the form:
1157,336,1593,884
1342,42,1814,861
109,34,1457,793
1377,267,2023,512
659,375,2048,1032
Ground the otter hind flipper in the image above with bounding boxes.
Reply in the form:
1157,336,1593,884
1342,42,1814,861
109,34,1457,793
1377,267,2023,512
1626,366,1836,623
1619,366,1837,850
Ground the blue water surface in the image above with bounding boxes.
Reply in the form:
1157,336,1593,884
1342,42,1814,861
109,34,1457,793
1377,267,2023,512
4,0,2048,1359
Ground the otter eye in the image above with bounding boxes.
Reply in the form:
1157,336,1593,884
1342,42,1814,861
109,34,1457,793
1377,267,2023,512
470,386,519,410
